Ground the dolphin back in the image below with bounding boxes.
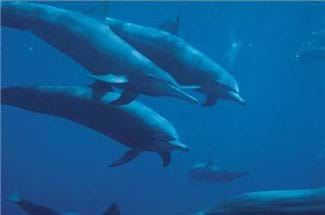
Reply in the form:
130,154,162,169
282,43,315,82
205,187,325,215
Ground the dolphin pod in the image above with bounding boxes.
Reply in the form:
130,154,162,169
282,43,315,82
1,86,189,167
1,2,198,105
196,187,325,215
8,193,120,215
105,17,245,106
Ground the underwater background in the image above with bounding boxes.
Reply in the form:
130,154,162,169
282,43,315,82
1,1,325,214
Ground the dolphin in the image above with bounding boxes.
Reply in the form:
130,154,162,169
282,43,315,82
105,17,245,106
188,158,248,184
1,85,189,167
8,193,122,215
196,187,325,215
8,193,79,215
1,2,198,105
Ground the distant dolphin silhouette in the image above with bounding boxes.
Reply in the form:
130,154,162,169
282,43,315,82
1,86,189,167
196,187,325,215
8,193,79,215
188,158,248,184
8,193,122,215
105,17,245,106
1,2,198,105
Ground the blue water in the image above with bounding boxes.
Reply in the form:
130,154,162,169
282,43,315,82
1,2,325,215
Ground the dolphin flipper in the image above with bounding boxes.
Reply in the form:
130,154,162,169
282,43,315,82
102,203,121,215
110,149,141,167
110,91,138,105
159,16,180,35
202,95,218,106
159,152,171,167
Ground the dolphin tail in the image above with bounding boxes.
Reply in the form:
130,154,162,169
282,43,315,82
109,149,141,167
102,203,121,215
170,85,198,104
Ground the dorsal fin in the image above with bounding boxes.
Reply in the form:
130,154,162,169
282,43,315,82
102,203,121,215
159,16,180,35
82,2,110,21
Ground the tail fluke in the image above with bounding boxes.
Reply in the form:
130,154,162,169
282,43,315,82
102,203,121,215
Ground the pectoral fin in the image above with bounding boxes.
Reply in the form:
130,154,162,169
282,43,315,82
110,91,138,105
89,74,128,85
202,95,218,106
159,152,171,167
110,149,141,167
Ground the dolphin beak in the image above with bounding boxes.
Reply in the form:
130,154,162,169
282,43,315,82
229,91,246,105
170,140,190,152
169,85,199,104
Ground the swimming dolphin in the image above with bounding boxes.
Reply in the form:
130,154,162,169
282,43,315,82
188,158,248,184
1,2,198,105
103,203,121,215
8,193,122,215
105,17,245,106
8,193,79,215
1,85,189,167
195,187,325,215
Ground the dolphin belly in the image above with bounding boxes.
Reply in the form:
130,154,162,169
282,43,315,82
1,86,167,149
1,86,185,166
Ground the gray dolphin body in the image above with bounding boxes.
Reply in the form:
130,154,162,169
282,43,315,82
8,194,78,215
8,193,121,215
196,187,325,215
1,86,189,167
188,160,247,184
105,17,245,106
1,2,197,104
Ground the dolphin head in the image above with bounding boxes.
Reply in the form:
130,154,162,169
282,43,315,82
202,63,245,106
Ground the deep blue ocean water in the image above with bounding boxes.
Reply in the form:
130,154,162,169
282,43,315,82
1,2,325,215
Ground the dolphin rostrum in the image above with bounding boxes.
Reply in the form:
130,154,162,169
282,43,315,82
105,17,245,106
1,2,198,105
1,86,189,167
